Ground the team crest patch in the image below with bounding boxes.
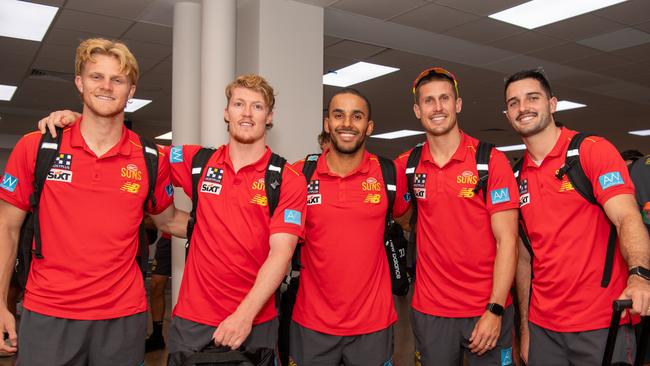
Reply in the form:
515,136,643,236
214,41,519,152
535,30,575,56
456,170,477,185
307,179,321,205
0,172,18,192
284,209,302,225
501,347,513,366
120,164,143,181
599,171,624,190
362,177,382,191
490,188,510,204
170,146,183,163
52,153,72,170
165,183,174,197
403,192,412,202
518,178,528,195
413,173,427,199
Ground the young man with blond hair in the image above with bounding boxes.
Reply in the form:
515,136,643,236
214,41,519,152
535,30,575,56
0,38,187,365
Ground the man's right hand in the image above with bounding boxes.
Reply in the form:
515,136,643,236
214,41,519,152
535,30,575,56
37,110,80,137
0,308,17,354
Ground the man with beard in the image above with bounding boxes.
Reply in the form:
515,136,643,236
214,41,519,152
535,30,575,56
394,67,519,366
289,88,409,365
504,69,650,365
0,38,187,365
35,74,307,364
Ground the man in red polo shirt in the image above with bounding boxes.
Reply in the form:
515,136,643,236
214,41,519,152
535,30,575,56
395,67,519,366
166,74,306,365
0,38,187,366
504,69,650,365
289,89,409,365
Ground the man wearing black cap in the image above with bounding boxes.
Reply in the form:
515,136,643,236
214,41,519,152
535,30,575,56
395,67,519,365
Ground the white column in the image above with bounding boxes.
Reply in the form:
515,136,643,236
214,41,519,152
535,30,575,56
171,0,201,307
237,0,324,162
200,0,236,147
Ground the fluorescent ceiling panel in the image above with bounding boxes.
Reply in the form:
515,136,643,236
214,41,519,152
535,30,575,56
496,144,527,152
371,130,425,140
323,62,399,87
155,131,172,140
0,85,18,101
629,130,650,136
125,98,152,113
555,100,586,112
489,0,628,30
0,1,58,42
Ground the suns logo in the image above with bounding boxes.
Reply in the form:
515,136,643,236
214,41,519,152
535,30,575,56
362,177,382,192
456,170,477,185
120,164,143,181
251,178,265,191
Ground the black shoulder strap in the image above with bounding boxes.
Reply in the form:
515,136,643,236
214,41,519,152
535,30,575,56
377,156,396,217
557,132,616,288
31,127,64,259
136,136,159,275
473,141,495,201
556,132,597,204
139,136,159,210
301,154,320,183
405,143,423,204
187,147,217,246
512,158,534,261
265,153,286,217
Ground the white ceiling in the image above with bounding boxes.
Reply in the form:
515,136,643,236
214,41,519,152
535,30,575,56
1,0,649,159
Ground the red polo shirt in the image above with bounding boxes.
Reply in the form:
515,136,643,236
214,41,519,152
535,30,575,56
395,132,519,317
291,150,409,335
169,144,306,327
0,119,173,320
519,127,634,332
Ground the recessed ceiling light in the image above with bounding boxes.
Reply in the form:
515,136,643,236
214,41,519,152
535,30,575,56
0,1,58,42
323,62,399,87
0,85,18,101
370,130,425,140
489,0,628,30
496,144,527,152
155,131,172,140
125,98,152,113
629,130,650,136
555,100,586,112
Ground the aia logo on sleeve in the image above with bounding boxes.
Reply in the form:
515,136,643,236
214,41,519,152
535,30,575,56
598,171,624,190
0,172,18,192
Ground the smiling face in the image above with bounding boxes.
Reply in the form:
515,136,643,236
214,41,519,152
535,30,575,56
505,78,557,138
413,79,462,137
324,92,373,155
224,86,273,145
75,54,135,119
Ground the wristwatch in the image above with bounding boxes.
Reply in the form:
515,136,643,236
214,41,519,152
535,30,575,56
628,266,650,281
486,303,504,316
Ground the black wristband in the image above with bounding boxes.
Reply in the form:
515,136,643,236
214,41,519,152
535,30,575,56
628,266,650,281
486,303,504,316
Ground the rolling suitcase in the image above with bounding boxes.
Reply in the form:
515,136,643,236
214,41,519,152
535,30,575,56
602,299,649,366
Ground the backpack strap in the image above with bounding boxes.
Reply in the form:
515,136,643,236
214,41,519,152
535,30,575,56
265,153,286,217
137,136,159,275
473,141,495,201
378,156,396,217
512,158,535,262
187,147,217,250
557,132,616,288
30,127,64,260
405,143,424,236
302,154,320,182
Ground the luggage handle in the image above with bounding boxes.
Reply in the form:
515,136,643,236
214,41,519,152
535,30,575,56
602,299,648,366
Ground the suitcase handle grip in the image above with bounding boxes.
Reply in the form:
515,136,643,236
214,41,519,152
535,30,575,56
613,299,633,312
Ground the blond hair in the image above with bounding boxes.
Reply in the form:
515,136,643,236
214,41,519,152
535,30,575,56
75,38,139,85
225,74,276,111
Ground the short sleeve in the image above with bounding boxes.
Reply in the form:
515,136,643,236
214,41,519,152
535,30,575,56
579,137,634,206
485,150,519,214
269,163,307,239
0,133,40,212
167,144,202,198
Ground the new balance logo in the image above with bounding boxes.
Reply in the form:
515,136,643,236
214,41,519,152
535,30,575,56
598,171,624,190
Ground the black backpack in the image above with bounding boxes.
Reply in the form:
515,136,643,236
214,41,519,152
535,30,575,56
512,132,617,288
405,140,495,252
16,127,159,288
184,147,286,249
171,344,275,366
